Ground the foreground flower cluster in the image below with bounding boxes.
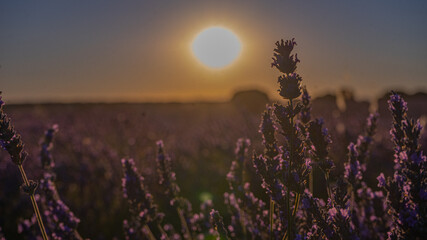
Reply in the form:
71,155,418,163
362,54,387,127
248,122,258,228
0,39,426,239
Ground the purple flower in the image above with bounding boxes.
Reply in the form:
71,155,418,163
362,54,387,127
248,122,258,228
210,210,230,240
156,140,180,197
299,86,311,125
0,95,4,108
40,125,59,171
355,113,378,172
259,107,279,158
227,138,250,192
271,38,300,74
379,92,427,239
277,73,302,100
377,173,386,188
122,158,166,239
0,104,28,165
308,118,334,173
344,143,362,187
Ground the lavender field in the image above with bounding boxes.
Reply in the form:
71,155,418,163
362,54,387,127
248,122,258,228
1,73,427,239
1,2,427,237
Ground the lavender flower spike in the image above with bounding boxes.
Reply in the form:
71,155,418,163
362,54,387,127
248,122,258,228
0,96,28,165
156,140,194,240
271,38,300,74
308,118,334,173
156,140,180,197
40,124,59,171
278,73,303,100
300,86,311,125
0,93,48,240
122,158,166,239
344,143,362,187
210,210,231,240
227,138,250,191
33,125,83,239
259,107,278,159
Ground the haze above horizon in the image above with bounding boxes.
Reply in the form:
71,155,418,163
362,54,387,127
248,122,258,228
1,1,427,104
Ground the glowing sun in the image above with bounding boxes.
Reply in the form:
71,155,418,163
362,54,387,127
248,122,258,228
191,27,242,69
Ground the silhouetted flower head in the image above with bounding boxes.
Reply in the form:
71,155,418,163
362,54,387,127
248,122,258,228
271,38,300,74
278,73,302,100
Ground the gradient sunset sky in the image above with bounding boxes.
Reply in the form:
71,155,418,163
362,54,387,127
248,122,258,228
1,0,426,103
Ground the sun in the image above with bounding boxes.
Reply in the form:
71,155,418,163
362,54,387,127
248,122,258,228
191,27,242,69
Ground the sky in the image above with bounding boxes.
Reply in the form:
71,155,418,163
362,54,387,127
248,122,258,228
1,0,427,103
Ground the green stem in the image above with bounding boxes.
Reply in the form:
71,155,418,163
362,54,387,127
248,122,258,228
292,193,300,217
177,207,193,240
143,225,157,240
281,192,301,240
282,232,288,240
18,164,49,240
309,171,313,193
270,198,275,240
287,99,294,240
324,171,332,199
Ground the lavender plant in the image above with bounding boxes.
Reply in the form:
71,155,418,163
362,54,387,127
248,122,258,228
38,125,82,240
377,93,427,239
156,140,194,239
252,39,310,240
210,210,230,240
223,138,268,239
0,94,48,240
121,158,167,239
122,140,218,240
18,125,83,240
342,113,390,239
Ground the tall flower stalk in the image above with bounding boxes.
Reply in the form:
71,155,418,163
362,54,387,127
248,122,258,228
0,94,49,240
121,158,168,240
272,39,307,240
377,92,427,239
156,140,193,240
253,38,310,240
38,125,82,240
224,138,268,239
